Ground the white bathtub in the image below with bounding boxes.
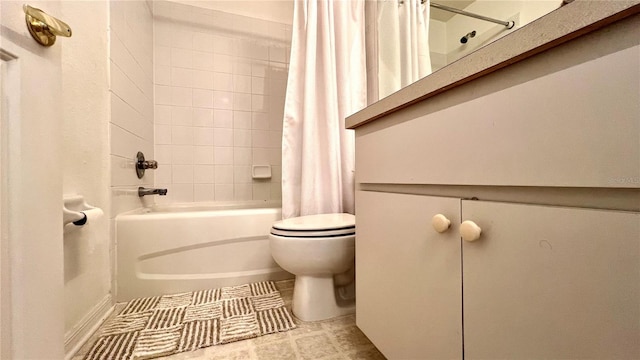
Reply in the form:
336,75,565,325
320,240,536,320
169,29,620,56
115,201,292,302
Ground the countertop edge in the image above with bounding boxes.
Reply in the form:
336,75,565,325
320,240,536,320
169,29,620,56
346,0,640,129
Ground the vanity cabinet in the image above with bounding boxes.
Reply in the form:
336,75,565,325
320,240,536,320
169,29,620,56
350,9,640,359
356,191,640,359
356,191,462,359
461,199,639,359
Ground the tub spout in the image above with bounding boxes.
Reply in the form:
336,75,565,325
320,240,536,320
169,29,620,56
138,187,168,197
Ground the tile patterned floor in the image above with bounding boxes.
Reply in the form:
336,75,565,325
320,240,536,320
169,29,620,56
74,280,386,360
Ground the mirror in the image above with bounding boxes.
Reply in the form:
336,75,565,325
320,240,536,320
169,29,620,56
372,0,565,100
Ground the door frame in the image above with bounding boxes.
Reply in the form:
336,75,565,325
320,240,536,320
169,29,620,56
0,47,19,360
0,2,65,358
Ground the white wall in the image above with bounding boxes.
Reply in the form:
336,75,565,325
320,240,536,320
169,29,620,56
169,0,294,25
109,0,154,293
60,0,111,351
152,1,291,203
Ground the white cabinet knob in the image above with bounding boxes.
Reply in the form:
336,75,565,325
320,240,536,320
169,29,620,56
460,220,482,242
432,214,451,233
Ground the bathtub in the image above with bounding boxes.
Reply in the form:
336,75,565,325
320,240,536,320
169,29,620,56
115,201,292,302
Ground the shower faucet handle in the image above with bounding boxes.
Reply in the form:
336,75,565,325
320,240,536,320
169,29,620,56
140,160,158,169
135,151,158,179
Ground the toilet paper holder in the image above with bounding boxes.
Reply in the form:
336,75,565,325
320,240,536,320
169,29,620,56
63,194,102,227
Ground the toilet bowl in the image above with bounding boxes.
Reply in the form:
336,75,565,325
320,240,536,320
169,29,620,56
269,213,356,321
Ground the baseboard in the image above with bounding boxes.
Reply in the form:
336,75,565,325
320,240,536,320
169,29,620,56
64,294,114,360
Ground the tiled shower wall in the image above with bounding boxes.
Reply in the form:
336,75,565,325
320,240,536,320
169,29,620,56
109,0,154,299
110,0,154,214
152,1,291,203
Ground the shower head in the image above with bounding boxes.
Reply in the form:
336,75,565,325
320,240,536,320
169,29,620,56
460,30,476,44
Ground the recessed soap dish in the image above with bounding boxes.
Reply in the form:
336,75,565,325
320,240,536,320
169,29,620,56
252,165,271,179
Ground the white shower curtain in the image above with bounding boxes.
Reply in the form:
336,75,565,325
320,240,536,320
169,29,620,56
281,0,367,219
378,0,432,99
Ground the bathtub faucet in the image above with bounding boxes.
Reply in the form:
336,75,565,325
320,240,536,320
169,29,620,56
138,187,168,197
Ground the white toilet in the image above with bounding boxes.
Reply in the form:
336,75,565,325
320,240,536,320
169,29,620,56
269,213,356,321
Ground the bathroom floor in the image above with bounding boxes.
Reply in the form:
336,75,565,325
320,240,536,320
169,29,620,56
73,280,386,360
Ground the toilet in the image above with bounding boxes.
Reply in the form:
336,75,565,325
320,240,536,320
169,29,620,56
269,213,356,321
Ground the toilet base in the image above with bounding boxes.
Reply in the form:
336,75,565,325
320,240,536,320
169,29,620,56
292,275,355,322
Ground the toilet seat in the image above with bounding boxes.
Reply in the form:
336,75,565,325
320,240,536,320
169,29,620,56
270,213,355,238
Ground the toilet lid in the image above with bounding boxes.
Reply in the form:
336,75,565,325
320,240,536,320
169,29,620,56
271,213,355,237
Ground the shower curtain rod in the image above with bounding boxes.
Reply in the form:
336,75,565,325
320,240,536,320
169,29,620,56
427,1,515,29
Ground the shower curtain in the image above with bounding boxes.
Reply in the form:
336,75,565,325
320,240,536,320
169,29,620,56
281,0,366,219
378,0,432,99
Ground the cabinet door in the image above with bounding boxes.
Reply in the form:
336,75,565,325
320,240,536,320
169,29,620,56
356,191,462,359
462,201,640,359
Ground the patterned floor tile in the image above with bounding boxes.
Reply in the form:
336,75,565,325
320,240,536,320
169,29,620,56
345,346,387,360
290,319,324,336
206,348,255,360
321,314,357,331
250,329,290,346
331,325,374,352
254,339,298,360
295,333,340,360
319,356,349,360
277,279,295,290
